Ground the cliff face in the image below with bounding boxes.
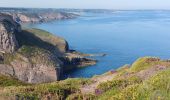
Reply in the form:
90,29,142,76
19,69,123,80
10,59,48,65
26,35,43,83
0,14,20,53
4,11,78,23
2,47,63,83
0,14,96,83
0,14,63,83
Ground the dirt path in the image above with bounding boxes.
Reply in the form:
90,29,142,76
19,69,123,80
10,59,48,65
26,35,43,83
80,65,170,95
80,72,117,94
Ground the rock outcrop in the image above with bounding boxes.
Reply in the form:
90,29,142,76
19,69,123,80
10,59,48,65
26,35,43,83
0,13,20,53
0,14,64,83
0,14,96,83
3,11,78,23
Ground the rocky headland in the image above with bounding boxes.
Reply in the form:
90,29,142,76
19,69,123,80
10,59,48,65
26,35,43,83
0,9,169,100
0,13,96,84
0,8,78,23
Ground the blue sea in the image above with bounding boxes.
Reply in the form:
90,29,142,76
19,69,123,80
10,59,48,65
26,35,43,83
25,10,170,78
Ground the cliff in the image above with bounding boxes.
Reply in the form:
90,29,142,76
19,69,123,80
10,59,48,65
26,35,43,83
0,13,20,53
2,9,78,23
0,14,96,83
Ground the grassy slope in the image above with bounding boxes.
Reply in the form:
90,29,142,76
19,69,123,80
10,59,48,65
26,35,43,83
0,75,27,87
3,28,65,68
96,57,170,100
15,28,60,54
0,57,170,100
0,78,91,99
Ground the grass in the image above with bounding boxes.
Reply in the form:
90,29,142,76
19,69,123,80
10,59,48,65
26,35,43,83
1,56,170,100
1,78,91,100
0,75,27,87
22,28,68,52
130,57,161,72
95,57,170,100
3,45,59,67
108,69,170,100
25,28,52,37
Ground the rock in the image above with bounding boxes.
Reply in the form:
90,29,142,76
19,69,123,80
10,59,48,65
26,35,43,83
0,14,96,84
1,46,63,83
10,47,63,83
3,11,78,23
0,14,63,83
0,13,20,53
60,53,97,71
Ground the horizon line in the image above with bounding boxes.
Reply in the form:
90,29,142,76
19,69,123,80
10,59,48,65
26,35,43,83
1,7,170,11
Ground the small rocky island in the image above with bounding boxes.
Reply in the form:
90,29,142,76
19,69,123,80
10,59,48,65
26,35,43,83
0,13,96,83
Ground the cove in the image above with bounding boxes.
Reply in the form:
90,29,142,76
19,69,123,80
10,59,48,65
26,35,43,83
24,10,170,78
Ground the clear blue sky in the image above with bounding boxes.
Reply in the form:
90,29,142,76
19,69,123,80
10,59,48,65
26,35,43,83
1,0,170,9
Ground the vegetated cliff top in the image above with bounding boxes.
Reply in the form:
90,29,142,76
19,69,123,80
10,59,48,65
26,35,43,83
0,13,69,83
0,56,169,100
0,13,96,84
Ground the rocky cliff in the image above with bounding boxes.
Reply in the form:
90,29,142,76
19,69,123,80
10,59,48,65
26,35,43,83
0,13,20,53
2,11,78,23
0,13,96,83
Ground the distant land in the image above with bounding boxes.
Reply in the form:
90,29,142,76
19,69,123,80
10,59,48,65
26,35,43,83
0,7,79,23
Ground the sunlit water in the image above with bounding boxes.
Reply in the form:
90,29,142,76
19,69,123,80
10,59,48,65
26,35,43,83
24,10,170,78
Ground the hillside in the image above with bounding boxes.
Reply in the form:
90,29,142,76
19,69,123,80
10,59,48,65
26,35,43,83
0,13,96,83
0,10,169,100
0,8,78,23
0,57,169,100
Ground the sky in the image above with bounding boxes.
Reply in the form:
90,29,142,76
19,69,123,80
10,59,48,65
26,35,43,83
1,0,170,9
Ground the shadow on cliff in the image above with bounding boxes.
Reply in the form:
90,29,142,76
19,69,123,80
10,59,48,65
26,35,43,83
15,30,61,56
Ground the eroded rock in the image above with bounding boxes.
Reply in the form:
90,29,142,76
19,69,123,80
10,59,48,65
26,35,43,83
0,13,20,53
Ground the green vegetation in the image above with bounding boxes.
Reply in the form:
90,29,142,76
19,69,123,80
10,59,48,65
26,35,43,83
0,56,169,100
3,53,15,64
0,78,91,99
95,57,170,100
2,27,64,67
106,69,170,100
15,28,58,52
130,57,161,72
25,28,52,37
0,75,27,87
